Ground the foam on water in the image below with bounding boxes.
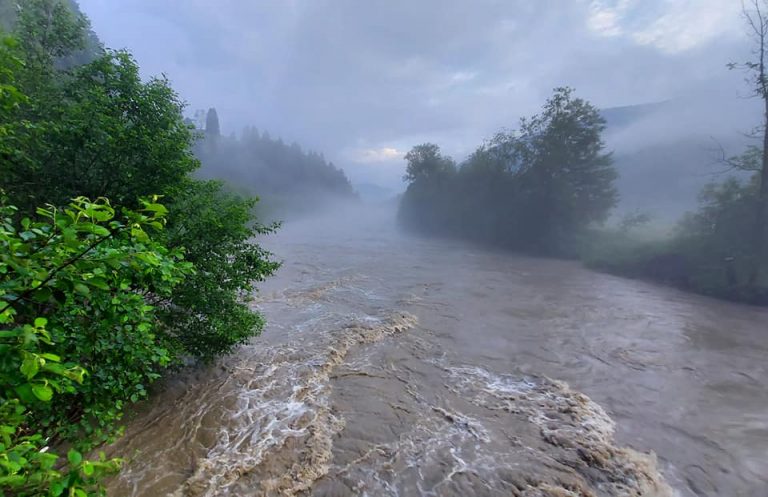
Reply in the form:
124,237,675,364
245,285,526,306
315,352,674,497
107,263,678,497
107,311,417,497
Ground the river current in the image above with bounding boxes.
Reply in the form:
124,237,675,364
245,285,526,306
106,206,768,497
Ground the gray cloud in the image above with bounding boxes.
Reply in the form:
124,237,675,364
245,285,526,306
79,0,753,190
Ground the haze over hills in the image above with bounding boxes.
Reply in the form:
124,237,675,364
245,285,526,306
1,1,359,219
4,2,768,497
7,0,754,221
191,109,358,219
601,97,756,223
345,98,757,218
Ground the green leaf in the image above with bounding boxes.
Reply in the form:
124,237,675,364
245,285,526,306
38,453,58,470
0,329,23,338
73,283,90,296
31,383,53,402
50,481,65,496
20,356,39,379
34,317,48,328
67,449,83,466
89,224,111,237
31,287,53,303
14,384,35,403
86,277,110,290
143,202,168,215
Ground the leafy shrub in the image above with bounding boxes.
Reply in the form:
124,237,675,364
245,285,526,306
161,179,280,361
0,196,192,496
0,4,281,494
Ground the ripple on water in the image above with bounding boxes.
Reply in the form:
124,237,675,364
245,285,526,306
107,275,673,497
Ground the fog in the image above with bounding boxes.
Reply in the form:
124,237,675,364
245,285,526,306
79,0,752,199
6,1,768,496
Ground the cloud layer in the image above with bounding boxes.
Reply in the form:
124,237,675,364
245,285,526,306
79,0,751,189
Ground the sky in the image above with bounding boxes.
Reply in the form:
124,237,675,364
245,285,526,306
77,0,753,191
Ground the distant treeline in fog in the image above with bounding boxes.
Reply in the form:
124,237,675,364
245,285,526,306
398,87,768,304
399,87,617,255
190,109,357,219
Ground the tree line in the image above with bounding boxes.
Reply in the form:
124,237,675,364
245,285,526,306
399,87,618,256
193,109,357,220
399,37,768,304
0,1,278,495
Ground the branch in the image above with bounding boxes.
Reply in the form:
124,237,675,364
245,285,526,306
0,227,120,318
705,137,761,175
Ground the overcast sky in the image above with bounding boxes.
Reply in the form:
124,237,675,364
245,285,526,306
78,0,753,190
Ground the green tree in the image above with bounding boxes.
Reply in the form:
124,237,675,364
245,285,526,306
1,3,280,360
205,107,220,137
1,49,198,212
403,143,456,183
399,144,457,234
162,180,280,361
193,121,357,220
727,0,768,287
398,88,616,255
510,87,617,249
14,0,87,73
0,3,281,494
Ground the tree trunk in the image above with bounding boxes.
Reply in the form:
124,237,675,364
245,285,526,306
754,97,768,287
748,0,768,288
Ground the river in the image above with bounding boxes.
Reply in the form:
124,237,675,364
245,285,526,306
106,206,768,497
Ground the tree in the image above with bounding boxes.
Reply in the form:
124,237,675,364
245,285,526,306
14,0,88,75
0,49,198,212
728,0,768,286
403,143,456,183
193,121,357,219
517,87,616,229
2,0,279,369
1,196,190,496
205,107,220,136
397,89,616,254
1,4,281,494
162,179,280,361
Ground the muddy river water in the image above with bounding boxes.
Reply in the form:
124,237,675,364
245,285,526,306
107,207,768,497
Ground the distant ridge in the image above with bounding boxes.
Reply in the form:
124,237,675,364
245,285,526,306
600,101,670,128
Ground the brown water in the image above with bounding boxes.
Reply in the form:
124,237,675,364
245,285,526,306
107,207,768,497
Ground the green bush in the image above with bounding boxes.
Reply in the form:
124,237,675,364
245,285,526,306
0,7,281,360
162,179,280,361
583,176,768,303
1,196,192,496
0,4,280,493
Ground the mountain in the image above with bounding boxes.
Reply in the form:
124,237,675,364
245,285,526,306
601,99,754,223
601,101,669,129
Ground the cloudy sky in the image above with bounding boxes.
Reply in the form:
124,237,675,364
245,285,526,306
77,0,752,190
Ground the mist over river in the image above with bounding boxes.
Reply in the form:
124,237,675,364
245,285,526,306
106,206,768,497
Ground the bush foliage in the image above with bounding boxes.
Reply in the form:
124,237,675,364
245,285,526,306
0,1,279,494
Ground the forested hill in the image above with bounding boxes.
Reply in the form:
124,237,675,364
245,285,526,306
601,101,751,222
2,1,356,221
191,109,358,220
